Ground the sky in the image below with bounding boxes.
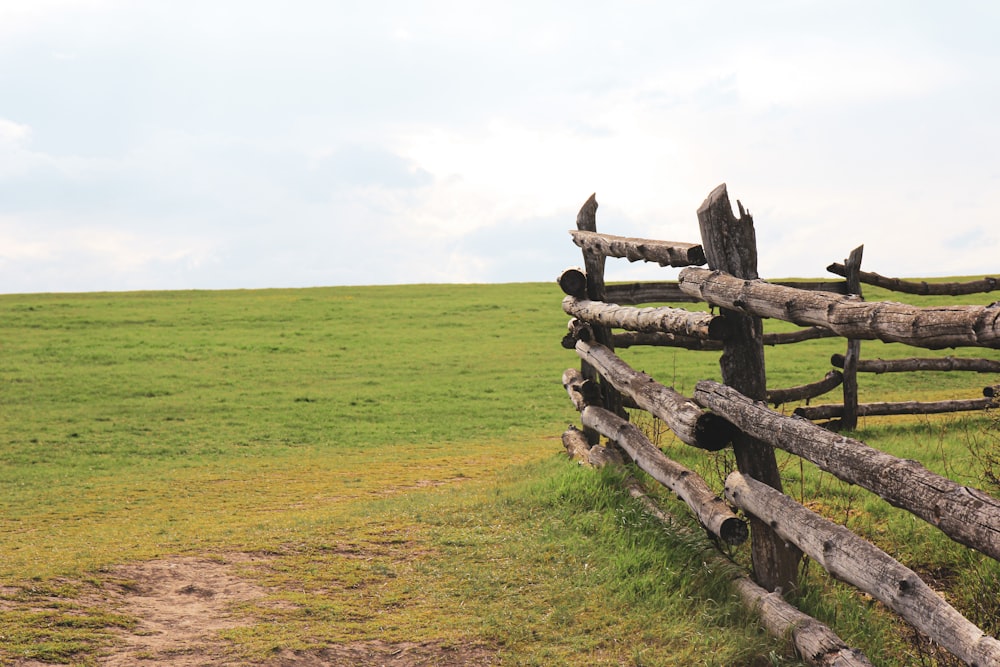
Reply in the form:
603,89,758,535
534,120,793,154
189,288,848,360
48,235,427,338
2,1,1000,293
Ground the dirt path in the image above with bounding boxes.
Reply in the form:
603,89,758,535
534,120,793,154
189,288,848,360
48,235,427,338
15,553,495,666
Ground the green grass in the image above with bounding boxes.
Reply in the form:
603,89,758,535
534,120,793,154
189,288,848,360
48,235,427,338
0,281,998,665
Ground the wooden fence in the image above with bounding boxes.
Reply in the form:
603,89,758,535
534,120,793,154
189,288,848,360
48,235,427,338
557,184,1000,667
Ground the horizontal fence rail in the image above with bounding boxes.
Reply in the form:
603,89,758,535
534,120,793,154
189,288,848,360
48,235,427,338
678,267,1000,349
570,230,707,267
795,397,998,420
830,353,1000,374
562,295,728,339
827,262,1000,296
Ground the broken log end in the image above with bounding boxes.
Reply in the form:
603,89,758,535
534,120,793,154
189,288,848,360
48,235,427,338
720,516,750,546
694,412,738,452
557,267,588,298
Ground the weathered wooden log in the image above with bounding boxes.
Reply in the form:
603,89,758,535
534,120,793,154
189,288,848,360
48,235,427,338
603,280,847,306
725,472,1000,667
678,267,1000,349
561,425,593,461
582,405,747,544
562,295,729,340
570,229,707,267
827,263,1000,296
575,339,736,451
611,326,837,350
831,353,1000,374
840,245,864,430
794,397,998,420
697,183,799,594
767,370,844,406
612,331,724,350
587,443,624,467
557,267,588,298
695,379,1000,562
986,385,1000,398
731,578,874,667
764,326,840,346
771,280,850,295
604,281,701,305
562,368,602,412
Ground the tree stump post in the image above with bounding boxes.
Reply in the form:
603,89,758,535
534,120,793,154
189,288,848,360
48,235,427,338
840,245,864,431
696,183,801,594
575,195,626,436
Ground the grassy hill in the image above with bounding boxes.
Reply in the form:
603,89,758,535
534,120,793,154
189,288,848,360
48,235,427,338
1,283,997,665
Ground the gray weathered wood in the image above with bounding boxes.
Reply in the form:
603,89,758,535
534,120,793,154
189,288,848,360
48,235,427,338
695,379,1000,562
570,229,707,267
588,443,624,467
831,354,1000,374
574,339,736,451
604,281,701,305
771,280,850,295
763,326,840,346
678,267,1000,349
562,368,601,412
840,245,864,430
697,183,800,594
603,280,847,306
612,331,723,350
794,397,998,420
612,326,837,350
562,295,728,340
561,425,593,461
574,195,626,424
725,472,1000,667
827,263,1000,296
581,405,747,545
767,370,844,406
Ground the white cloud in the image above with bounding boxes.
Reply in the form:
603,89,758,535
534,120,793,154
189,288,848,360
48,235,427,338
0,118,31,146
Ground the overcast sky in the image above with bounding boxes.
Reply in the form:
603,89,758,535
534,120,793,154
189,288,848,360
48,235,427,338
2,1,999,293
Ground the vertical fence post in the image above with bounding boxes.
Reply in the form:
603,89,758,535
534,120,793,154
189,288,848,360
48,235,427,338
840,245,864,431
575,194,626,431
696,184,801,594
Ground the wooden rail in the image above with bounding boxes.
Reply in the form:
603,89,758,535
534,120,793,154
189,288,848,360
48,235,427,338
677,267,1000,349
827,262,1000,295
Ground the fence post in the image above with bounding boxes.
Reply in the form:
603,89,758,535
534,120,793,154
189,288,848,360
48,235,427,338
840,245,864,430
574,195,626,431
696,184,801,594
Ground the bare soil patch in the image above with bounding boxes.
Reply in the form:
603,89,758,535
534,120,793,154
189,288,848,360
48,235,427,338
13,553,495,666
97,554,267,666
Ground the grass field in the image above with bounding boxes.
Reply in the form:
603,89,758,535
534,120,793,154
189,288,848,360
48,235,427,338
1,281,998,665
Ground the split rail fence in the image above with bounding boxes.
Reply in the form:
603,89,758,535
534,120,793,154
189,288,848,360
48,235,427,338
557,184,1000,667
